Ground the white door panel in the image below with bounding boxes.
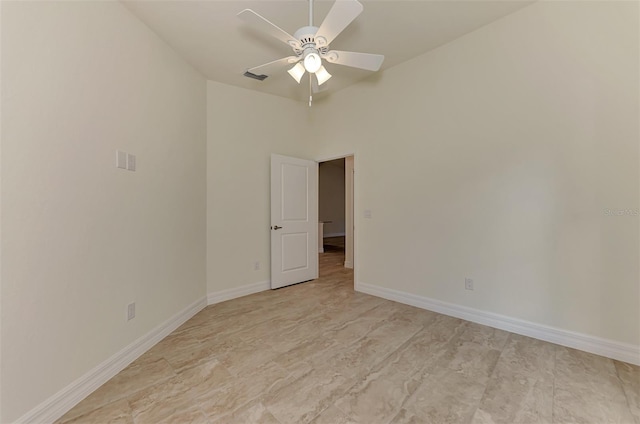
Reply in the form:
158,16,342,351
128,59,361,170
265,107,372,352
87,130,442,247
281,164,309,220
271,154,318,289
281,233,309,271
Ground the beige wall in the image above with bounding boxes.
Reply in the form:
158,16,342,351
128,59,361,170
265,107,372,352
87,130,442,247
0,2,206,421
206,81,314,294
319,160,346,236
312,1,639,346
2,0,639,421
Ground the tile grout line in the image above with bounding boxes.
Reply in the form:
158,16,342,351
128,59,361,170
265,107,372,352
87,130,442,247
329,324,429,424
551,344,557,424
612,361,637,422
267,305,391,423
271,301,409,423
471,332,511,421
57,357,178,424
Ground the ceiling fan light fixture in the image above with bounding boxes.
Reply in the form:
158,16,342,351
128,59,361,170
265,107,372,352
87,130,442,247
303,52,322,73
287,62,305,83
315,65,332,85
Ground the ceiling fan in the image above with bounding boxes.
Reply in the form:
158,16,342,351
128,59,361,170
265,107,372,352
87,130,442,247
238,0,384,105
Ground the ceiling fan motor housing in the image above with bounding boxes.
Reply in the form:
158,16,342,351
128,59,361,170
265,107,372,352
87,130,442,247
292,26,329,56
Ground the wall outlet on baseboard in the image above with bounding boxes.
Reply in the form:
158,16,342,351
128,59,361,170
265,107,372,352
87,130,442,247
127,302,136,321
465,278,474,291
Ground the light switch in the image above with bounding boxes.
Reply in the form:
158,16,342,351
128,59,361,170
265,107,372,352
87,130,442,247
127,154,136,171
116,150,127,169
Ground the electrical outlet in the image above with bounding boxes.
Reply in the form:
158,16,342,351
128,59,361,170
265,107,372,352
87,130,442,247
253,261,260,271
465,278,474,291
127,302,136,321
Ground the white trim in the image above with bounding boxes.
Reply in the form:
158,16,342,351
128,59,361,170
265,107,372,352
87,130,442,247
207,280,270,305
324,232,346,238
16,296,207,424
344,260,354,269
356,282,640,366
315,152,356,163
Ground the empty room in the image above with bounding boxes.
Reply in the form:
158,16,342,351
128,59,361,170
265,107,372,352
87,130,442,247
1,0,638,423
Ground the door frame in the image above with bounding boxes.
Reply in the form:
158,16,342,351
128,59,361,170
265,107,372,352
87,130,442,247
316,153,357,288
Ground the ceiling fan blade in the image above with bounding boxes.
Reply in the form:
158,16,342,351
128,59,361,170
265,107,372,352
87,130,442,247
237,9,301,50
314,0,363,48
323,50,384,71
248,56,300,76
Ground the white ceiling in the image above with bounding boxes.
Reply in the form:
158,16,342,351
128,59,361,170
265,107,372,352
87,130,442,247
122,0,533,102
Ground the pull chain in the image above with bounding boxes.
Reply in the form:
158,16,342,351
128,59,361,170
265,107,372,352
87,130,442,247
309,73,313,107
308,0,314,107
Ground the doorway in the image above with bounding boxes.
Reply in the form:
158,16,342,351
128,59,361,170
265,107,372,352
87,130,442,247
318,155,354,283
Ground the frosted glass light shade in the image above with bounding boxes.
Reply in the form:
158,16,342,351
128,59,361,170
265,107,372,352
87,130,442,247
315,66,332,85
303,52,322,73
287,62,305,83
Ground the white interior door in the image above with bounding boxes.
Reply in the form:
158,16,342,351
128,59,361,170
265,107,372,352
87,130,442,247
271,154,318,289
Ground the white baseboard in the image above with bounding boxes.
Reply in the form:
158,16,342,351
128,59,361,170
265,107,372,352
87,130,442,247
356,282,640,366
324,232,346,238
207,280,270,305
17,296,207,424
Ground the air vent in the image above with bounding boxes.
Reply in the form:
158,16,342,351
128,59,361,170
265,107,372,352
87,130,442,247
243,71,268,81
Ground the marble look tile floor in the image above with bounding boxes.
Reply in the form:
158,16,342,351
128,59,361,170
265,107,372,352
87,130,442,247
58,242,639,424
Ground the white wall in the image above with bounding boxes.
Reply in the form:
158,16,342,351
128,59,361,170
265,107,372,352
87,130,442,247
313,1,639,347
319,159,346,236
0,2,206,422
207,81,312,295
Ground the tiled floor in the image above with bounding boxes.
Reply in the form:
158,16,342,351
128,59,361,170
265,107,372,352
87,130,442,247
58,241,639,423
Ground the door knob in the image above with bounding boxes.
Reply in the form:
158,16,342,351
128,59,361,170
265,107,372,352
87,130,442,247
272,225,282,230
